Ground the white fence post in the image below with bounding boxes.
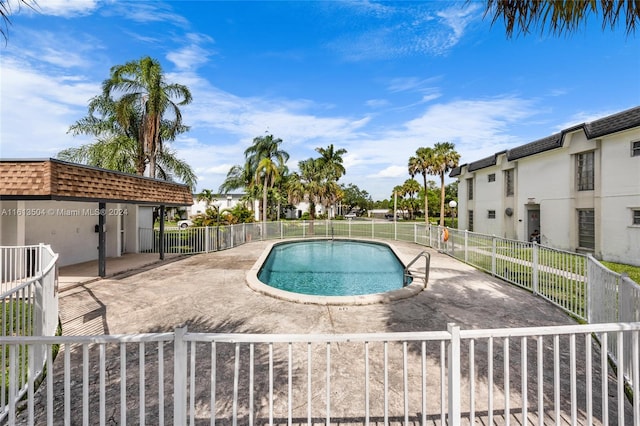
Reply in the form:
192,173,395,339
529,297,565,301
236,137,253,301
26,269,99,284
205,227,210,253
414,223,417,244
447,323,461,426
174,326,188,426
491,235,497,276
464,230,469,263
532,242,539,295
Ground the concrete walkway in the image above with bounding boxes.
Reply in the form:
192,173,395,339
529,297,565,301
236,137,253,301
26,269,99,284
58,252,184,292
22,240,632,425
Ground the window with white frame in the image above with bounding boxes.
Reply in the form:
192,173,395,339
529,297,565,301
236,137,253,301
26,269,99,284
633,209,640,225
504,169,514,196
467,178,474,200
468,210,474,232
578,209,595,249
632,141,640,157
488,210,496,219
576,151,594,191
488,173,495,182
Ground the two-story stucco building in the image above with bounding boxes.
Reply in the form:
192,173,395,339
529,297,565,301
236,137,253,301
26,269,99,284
450,106,640,266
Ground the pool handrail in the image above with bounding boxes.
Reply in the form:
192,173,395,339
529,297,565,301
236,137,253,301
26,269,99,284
404,250,431,286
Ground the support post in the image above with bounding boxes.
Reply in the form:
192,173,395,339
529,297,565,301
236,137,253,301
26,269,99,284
98,202,106,277
159,205,165,260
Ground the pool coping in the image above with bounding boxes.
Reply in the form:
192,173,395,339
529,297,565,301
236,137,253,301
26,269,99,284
245,237,427,305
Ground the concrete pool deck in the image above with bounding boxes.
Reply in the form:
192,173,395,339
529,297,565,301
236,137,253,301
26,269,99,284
23,239,632,425
58,239,576,336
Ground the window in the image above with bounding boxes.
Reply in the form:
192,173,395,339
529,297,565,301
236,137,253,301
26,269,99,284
633,210,640,225
467,178,474,200
504,169,514,197
632,141,640,157
488,173,496,182
468,210,474,232
488,210,496,219
576,152,594,191
578,209,595,249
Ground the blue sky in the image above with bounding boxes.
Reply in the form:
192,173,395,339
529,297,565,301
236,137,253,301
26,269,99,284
1,1,638,200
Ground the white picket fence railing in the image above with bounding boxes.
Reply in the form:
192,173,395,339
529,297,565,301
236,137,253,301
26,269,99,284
2,221,639,424
0,244,59,423
2,322,638,425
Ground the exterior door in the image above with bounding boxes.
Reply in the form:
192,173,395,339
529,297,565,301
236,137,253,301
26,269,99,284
527,208,540,242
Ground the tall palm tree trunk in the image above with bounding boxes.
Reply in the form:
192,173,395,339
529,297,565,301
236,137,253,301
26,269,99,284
422,174,429,224
439,173,446,226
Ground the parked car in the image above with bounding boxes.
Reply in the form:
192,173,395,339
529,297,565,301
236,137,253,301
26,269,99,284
177,219,193,229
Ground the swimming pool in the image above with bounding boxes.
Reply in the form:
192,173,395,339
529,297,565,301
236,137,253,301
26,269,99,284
257,239,407,296
247,239,424,304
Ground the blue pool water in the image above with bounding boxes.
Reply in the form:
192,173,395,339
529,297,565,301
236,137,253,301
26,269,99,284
258,240,406,296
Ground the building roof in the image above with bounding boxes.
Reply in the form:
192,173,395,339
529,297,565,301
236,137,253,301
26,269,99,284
467,150,507,172
451,105,640,176
506,133,563,161
0,159,193,206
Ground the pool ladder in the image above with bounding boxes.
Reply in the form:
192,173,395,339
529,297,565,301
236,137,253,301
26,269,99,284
403,251,431,286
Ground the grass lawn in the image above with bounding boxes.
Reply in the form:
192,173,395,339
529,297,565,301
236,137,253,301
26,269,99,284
601,261,640,284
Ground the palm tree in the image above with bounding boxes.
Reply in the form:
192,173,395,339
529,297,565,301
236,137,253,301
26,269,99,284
196,189,217,208
391,185,404,219
408,146,435,224
428,142,460,226
483,0,640,37
61,91,196,189
315,144,347,218
288,158,324,222
103,56,192,179
255,157,280,224
0,0,36,42
402,179,421,220
244,135,289,223
315,144,347,181
219,162,260,216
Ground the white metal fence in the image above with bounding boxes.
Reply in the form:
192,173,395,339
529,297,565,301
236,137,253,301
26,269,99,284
3,223,639,424
3,322,638,425
0,244,59,423
140,221,595,319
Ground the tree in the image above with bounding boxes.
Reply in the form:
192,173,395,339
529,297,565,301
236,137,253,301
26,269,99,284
61,90,196,189
391,185,405,218
0,0,36,42
256,157,280,224
103,56,192,179
483,0,640,37
314,144,347,218
429,142,460,226
340,183,373,216
408,147,435,224
315,144,347,181
402,179,421,220
287,158,324,222
197,189,217,209
244,134,289,222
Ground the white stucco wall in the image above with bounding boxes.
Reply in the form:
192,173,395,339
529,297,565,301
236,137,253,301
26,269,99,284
0,200,145,267
454,125,640,266
599,130,640,265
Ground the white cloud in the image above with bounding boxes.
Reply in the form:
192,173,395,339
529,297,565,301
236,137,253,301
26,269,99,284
369,165,407,178
30,0,99,17
166,33,216,72
0,57,99,157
